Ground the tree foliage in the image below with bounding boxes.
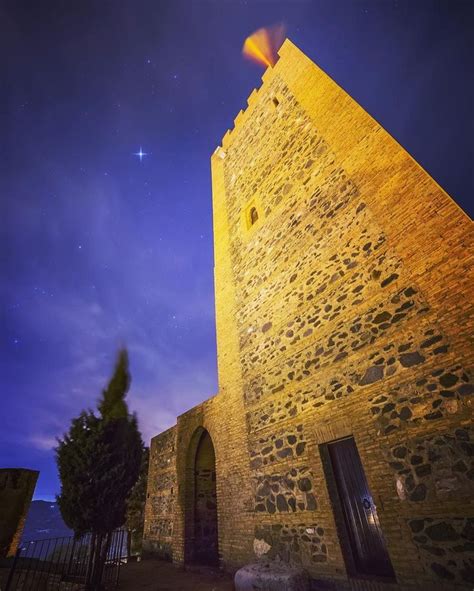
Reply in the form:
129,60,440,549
56,349,143,589
125,446,149,555
98,349,129,421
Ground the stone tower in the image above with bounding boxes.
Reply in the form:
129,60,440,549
143,39,474,589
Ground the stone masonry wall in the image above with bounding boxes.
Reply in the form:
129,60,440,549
408,517,473,586
144,40,474,590
0,469,38,558
143,427,177,559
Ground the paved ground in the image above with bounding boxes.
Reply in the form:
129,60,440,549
117,559,234,591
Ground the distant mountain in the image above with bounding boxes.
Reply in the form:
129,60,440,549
22,500,72,542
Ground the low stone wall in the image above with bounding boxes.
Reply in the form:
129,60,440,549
0,468,38,558
142,428,176,559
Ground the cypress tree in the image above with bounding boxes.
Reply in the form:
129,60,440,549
98,349,129,420
125,446,149,556
56,348,143,589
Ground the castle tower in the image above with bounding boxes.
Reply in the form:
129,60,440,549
143,40,474,589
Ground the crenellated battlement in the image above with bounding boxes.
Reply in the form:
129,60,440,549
218,38,302,151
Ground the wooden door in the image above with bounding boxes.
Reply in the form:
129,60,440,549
194,431,218,565
328,437,395,579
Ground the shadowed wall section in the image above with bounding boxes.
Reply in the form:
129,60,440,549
143,428,176,560
0,468,39,558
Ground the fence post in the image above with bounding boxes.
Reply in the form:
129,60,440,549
4,546,22,591
114,530,125,588
66,537,76,577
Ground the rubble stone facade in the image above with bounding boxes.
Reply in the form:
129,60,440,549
143,40,473,589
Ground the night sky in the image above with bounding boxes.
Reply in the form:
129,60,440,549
1,0,472,501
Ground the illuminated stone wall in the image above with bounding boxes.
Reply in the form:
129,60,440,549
144,40,474,589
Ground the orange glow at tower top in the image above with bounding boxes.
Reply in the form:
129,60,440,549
242,24,286,69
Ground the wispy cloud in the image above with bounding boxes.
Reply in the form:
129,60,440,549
29,435,58,451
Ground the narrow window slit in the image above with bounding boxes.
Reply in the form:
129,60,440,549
250,207,259,225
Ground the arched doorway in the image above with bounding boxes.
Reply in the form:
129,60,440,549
192,429,218,565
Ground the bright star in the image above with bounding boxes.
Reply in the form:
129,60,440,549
133,147,148,162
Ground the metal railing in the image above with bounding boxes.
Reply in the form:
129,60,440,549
4,529,127,590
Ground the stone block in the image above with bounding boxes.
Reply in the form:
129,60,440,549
234,561,310,591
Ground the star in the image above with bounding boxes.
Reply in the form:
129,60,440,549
133,147,148,162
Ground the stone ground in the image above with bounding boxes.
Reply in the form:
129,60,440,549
117,559,234,591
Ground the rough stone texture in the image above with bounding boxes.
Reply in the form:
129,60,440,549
388,426,473,502
246,325,452,433
369,364,473,435
142,427,176,559
249,424,306,469
0,468,38,558
254,467,317,514
143,39,474,590
234,562,310,591
408,517,474,586
255,524,328,565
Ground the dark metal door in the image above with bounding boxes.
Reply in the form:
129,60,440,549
328,437,395,579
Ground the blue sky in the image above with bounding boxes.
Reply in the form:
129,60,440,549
1,0,472,500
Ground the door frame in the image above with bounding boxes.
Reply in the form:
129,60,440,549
319,435,396,583
184,426,219,566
